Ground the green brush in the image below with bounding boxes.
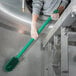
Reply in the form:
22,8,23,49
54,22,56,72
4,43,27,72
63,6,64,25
4,9,59,72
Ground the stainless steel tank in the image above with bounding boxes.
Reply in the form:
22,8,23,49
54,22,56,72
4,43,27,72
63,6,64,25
0,0,32,35
0,0,42,76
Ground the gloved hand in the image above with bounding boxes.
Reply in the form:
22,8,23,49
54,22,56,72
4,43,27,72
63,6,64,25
31,22,38,40
50,13,60,20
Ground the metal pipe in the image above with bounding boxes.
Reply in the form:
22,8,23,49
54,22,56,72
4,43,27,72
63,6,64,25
22,0,25,12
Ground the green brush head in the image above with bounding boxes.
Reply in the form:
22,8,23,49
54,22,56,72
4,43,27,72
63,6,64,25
4,57,19,72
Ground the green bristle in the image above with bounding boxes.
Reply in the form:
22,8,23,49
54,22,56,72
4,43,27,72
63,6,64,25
4,57,19,72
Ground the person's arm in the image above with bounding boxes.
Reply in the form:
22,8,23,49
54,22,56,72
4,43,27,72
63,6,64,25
31,14,39,40
58,0,70,15
31,14,39,28
32,0,43,24
31,0,43,39
51,0,70,20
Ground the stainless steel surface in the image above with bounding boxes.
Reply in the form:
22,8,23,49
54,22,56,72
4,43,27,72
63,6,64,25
0,0,53,76
61,27,69,76
0,0,32,35
69,46,76,76
1,0,76,76
0,0,43,76
0,26,42,76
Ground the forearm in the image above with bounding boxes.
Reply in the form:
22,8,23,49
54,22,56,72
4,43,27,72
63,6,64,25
32,0,43,28
31,14,39,28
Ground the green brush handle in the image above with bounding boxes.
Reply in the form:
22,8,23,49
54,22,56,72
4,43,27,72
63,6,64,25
16,9,59,59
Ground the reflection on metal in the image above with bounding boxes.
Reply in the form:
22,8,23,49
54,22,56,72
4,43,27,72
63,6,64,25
0,0,32,35
0,23,30,35
0,4,31,24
